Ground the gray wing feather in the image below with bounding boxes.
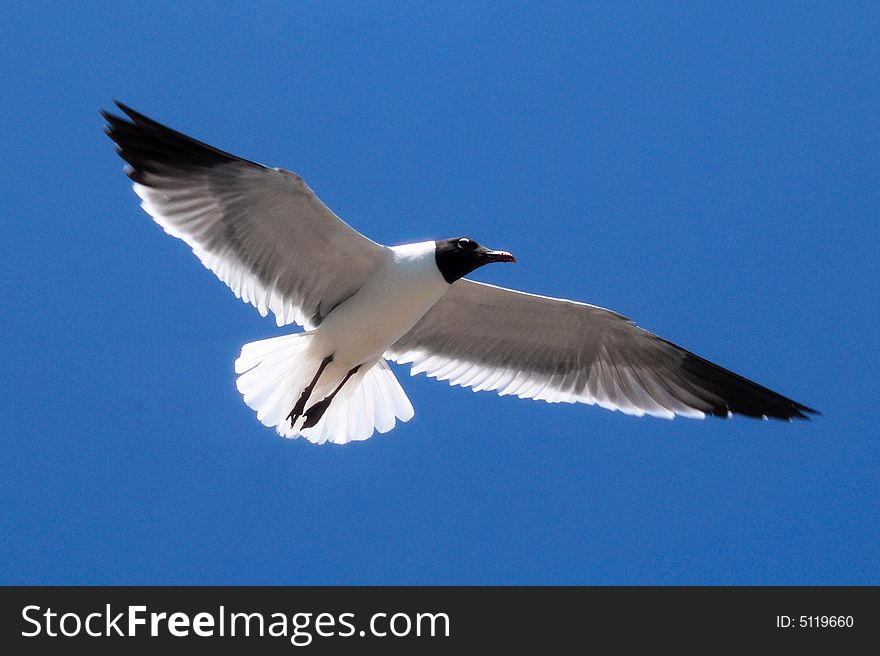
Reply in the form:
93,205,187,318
103,102,385,329
388,279,816,420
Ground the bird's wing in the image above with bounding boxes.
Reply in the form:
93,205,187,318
387,279,817,420
103,102,386,329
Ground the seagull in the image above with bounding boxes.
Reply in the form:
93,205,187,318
102,102,817,444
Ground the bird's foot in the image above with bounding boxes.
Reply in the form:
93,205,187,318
285,354,334,427
286,389,311,426
302,398,332,429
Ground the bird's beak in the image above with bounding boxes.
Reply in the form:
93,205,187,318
483,249,516,263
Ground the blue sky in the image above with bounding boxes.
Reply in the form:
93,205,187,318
1,2,877,584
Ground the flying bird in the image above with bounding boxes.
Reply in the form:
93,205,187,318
102,102,817,444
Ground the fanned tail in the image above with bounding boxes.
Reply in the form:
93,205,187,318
234,333,414,444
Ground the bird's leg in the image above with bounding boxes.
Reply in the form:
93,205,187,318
287,355,333,427
302,365,361,429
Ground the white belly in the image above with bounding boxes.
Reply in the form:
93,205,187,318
312,241,449,368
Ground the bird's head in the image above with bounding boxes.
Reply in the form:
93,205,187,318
434,236,516,284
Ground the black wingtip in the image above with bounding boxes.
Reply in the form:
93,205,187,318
101,101,129,121
101,100,262,179
796,404,821,419
782,396,820,421
113,99,137,117
676,349,819,423
113,100,160,129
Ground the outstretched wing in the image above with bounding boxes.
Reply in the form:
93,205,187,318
388,279,817,420
103,102,386,329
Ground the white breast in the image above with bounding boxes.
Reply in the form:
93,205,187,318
312,241,450,367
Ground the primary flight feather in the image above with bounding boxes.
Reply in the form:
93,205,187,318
103,102,817,444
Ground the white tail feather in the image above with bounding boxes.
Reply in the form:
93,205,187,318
234,333,414,445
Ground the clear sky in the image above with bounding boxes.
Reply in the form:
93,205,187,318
1,2,877,585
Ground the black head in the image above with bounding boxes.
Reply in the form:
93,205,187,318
434,237,516,284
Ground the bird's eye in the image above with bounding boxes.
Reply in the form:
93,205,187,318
457,238,476,249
